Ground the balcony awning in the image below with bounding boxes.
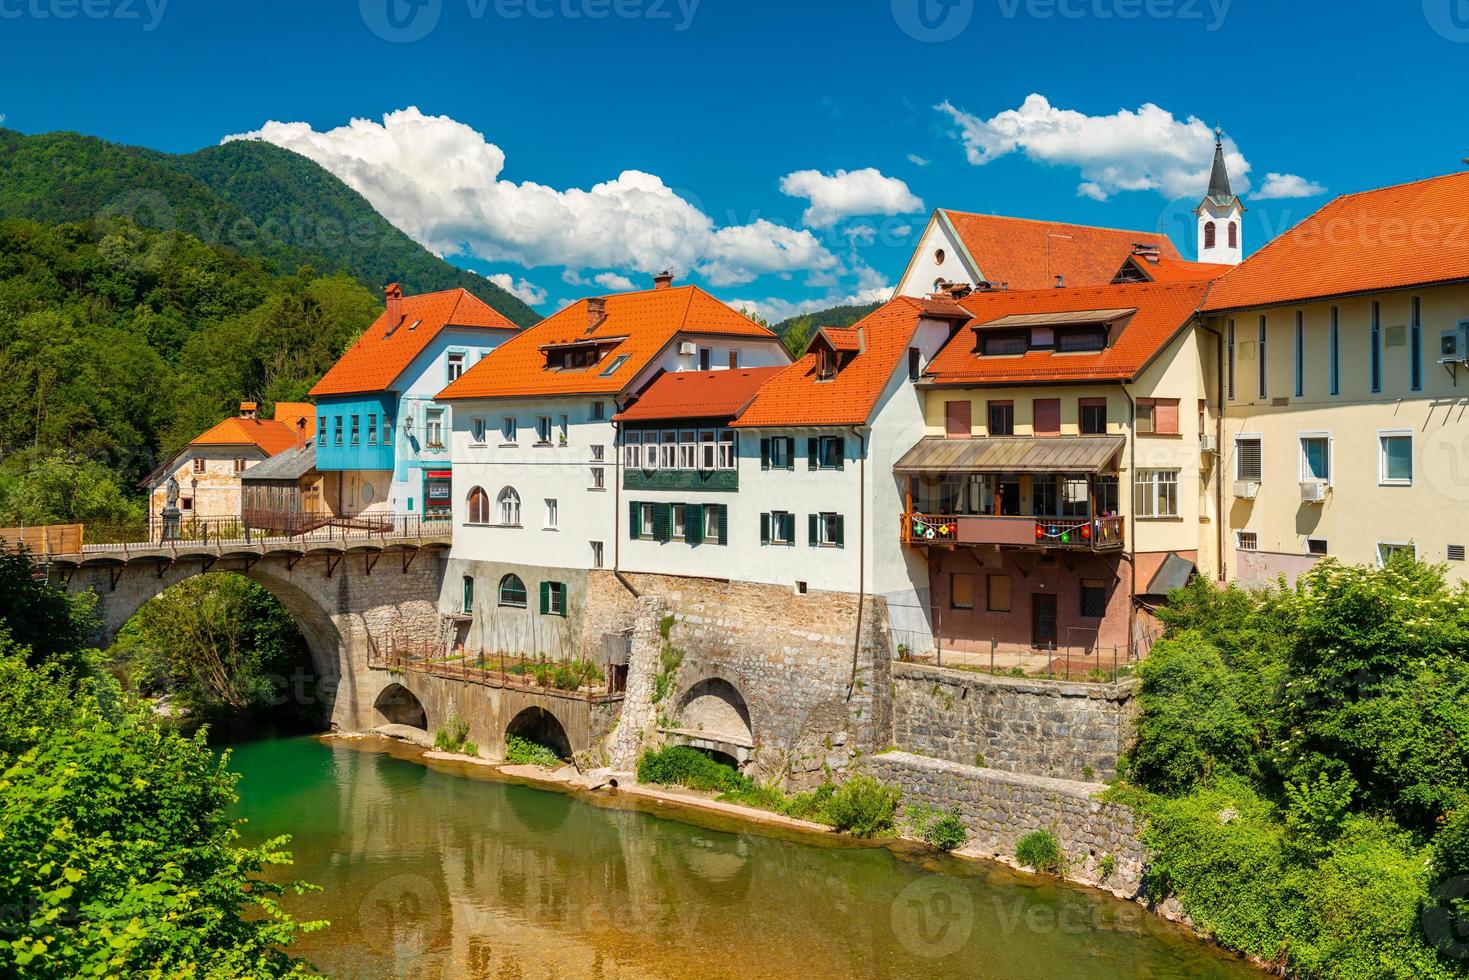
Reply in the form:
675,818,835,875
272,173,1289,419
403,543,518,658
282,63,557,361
894,435,1125,475
1143,552,1196,596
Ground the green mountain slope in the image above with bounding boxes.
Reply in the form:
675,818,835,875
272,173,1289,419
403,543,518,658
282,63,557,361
0,129,540,325
773,301,883,354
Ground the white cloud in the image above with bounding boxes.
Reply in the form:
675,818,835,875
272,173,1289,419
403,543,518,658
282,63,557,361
727,281,892,326
906,153,930,167
935,94,1323,204
1255,172,1328,200
225,107,836,287
778,167,924,228
484,272,547,307
593,272,636,291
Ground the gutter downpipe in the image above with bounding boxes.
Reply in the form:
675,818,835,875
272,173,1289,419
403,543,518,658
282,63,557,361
1120,385,1138,659
848,425,867,700
1196,316,1227,582
611,414,640,598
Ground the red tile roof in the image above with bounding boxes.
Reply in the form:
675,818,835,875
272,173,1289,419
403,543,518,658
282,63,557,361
939,210,1183,291
438,285,781,401
924,280,1212,385
190,416,304,456
310,287,518,398
614,367,785,422
272,402,316,434
1203,171,1469,311
1118,255,1233,283
733,297,932,428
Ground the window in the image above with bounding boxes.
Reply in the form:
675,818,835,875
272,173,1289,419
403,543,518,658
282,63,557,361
695,430,714,470
703,505,727,545
462,575,474,615
1226,319,1236,401
1080,579,1107,618
1294,311,1305,398
180,496,193,512
944,401,972,438
635,502,656,540
1307,538,1329,556
350,414,361,446
643,431,660,469
908,348,921,382
762,437,795,470
466,486,490,524
728,350,740,370
679,430,697,470
599,354,629,377
1079,398,1107,435
1060,478,1089,517
590,466,605,490
1228,222,1238,249
699,347,711,371
1136,398,1179,435
497,487,521,526
1033,477,1058,516
1258,316,1268,400
671,504,686,541
981,332,1029,356
1134,469,1180,518
1237,531,1259,551
1329,308,1340,397
318,416,327,442
501,417,517,443
591,541,605,568
447,352,465,383
810,512,844,548
1204,221,1216,249
1235,436,1263,482
535,416,553,445
762,511,796,546
425,409,445,450
1370,302,1382,393
1377,542,1415,567
950,573,975,610
624,436,642,469
591,401,606,421
811,435,844,470
1033,398,1060,437
987,574,1012,612
471,418,487,444
987,401,1014,436
498,574,527,608
1299,435,1330,483
1379,431,1413,485
233,458,247,475
559,415,569,443
934,247,946,265
367,414,378,446
334,417,344,446
383,414,394,447
541,581,568,617
1055,326,1107,353
544,498,558,529
1411,297,1423,392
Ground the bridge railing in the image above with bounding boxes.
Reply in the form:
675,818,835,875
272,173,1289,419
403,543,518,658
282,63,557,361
72,513,453,557
368,639,620,700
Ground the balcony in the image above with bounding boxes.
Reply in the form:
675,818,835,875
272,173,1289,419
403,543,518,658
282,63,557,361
624,468,738,492
902,513,1125,552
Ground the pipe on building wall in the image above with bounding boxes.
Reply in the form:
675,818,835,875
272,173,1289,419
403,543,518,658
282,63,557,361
610,415,640,599
1119,385,1138,654
847,425,867,700
1195,317,1227,582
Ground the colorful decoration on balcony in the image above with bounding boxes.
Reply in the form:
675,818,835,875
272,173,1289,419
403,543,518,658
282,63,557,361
1035,520,1094,545
910,515,958,541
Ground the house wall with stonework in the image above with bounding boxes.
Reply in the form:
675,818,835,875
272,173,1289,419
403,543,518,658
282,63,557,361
147,448,268,521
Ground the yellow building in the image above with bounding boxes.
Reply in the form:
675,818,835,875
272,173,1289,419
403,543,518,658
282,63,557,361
1201,171,1469,583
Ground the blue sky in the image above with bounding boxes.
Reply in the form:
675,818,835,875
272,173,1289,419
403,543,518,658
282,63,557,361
3,0,1466,319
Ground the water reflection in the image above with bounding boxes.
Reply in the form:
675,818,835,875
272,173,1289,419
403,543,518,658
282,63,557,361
228,737,1256,980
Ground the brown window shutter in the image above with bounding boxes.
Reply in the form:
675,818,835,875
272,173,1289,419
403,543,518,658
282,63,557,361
1155,398,1180,435
944,401,971,438
1033,399,1060,437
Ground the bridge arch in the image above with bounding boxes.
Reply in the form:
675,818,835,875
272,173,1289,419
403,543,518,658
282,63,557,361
677,676,754,746
374,683,429,730
505,705,573,761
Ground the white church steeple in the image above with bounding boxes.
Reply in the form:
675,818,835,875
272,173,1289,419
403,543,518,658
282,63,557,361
1195,128,1244,265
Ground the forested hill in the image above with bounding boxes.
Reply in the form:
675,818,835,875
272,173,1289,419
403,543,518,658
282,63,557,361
0,129,540,326
774,301,883,354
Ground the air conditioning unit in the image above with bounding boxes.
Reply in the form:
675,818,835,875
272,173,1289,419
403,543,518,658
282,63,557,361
1232,480,1260,499
1300,480,1328,504
1440,323,1469,364
1200,434,1218,453
679,341,698,356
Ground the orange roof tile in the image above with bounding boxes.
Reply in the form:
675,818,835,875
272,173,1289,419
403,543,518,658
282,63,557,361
924,280,1211,385
733,298,931,428
272,402,316,435
437,285,780,401
1203,171,1469,311
939,210,1182,291
190,416,303,456
614,367,785,422
310,287,518,398
1118,255,1234,283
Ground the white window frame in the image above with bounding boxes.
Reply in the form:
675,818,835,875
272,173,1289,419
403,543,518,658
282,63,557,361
1298,432,1332,485
1234,434,1263,483
816,511,841,547
591,541,604,568
544,498,558,529
1236,530,1258,551
643,431,660,469
471,417,487,445
671,504,686,541
1134,469,1180,519
535,416,553,445
770,510,793,545
639,502,656,540
497,487,521,527
447,352,465,383
501,417,517,444
678,430,697,470
718,431,737,470
1378,429,1414,486
660,430,678,470
1376,542,1416,567
699,430,717,470
424,408,445,450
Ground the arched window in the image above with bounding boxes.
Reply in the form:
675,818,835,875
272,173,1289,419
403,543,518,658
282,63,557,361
1227,221,1238,249
934,247,946,266
466,486,490,524
497,487,521,526
1204,221,1217,250
498,574,528,608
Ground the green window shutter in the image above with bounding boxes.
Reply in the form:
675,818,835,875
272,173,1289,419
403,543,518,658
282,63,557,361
760,438,771,470
783,513,796,544
539,581,551,615
760,512,771,545
835,436,846,471
716,505,728,545
835,514,845,548
808,513,819,547
629,500,641,539
654,503,671,542
687,504,705,545
786,437,797,470
807,437,819,470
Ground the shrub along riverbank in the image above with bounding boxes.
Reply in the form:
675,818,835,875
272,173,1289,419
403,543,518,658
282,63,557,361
1114,554,1469,979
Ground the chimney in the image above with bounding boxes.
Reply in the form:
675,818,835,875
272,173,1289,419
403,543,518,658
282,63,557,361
239,402,258,419
1132,242,1162,264
1054,274,1066,288
384,282,403,325
586,296,607,332
653,269,674,290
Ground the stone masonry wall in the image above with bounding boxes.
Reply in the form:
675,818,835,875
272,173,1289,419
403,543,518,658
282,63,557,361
868,751,1146,896
891,662,1138,781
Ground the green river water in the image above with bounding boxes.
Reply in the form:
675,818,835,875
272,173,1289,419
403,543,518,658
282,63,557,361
227,735,1259,980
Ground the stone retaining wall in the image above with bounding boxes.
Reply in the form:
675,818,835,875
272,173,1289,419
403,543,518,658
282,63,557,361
867,751,1146,895
891,662,1138,781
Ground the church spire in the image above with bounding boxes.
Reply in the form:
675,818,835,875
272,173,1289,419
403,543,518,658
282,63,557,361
1206,127,1235,206
1195,126,1244,265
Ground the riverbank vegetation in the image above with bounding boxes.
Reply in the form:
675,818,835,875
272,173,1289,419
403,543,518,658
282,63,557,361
0,551,320,976
1116,554,1469,979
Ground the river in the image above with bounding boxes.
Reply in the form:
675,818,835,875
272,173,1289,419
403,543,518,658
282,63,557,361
227,735,1257,979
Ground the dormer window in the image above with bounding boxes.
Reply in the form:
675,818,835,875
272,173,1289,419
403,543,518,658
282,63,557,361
817,347,836,380
1055,326,1107,353
981,332,1028,356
